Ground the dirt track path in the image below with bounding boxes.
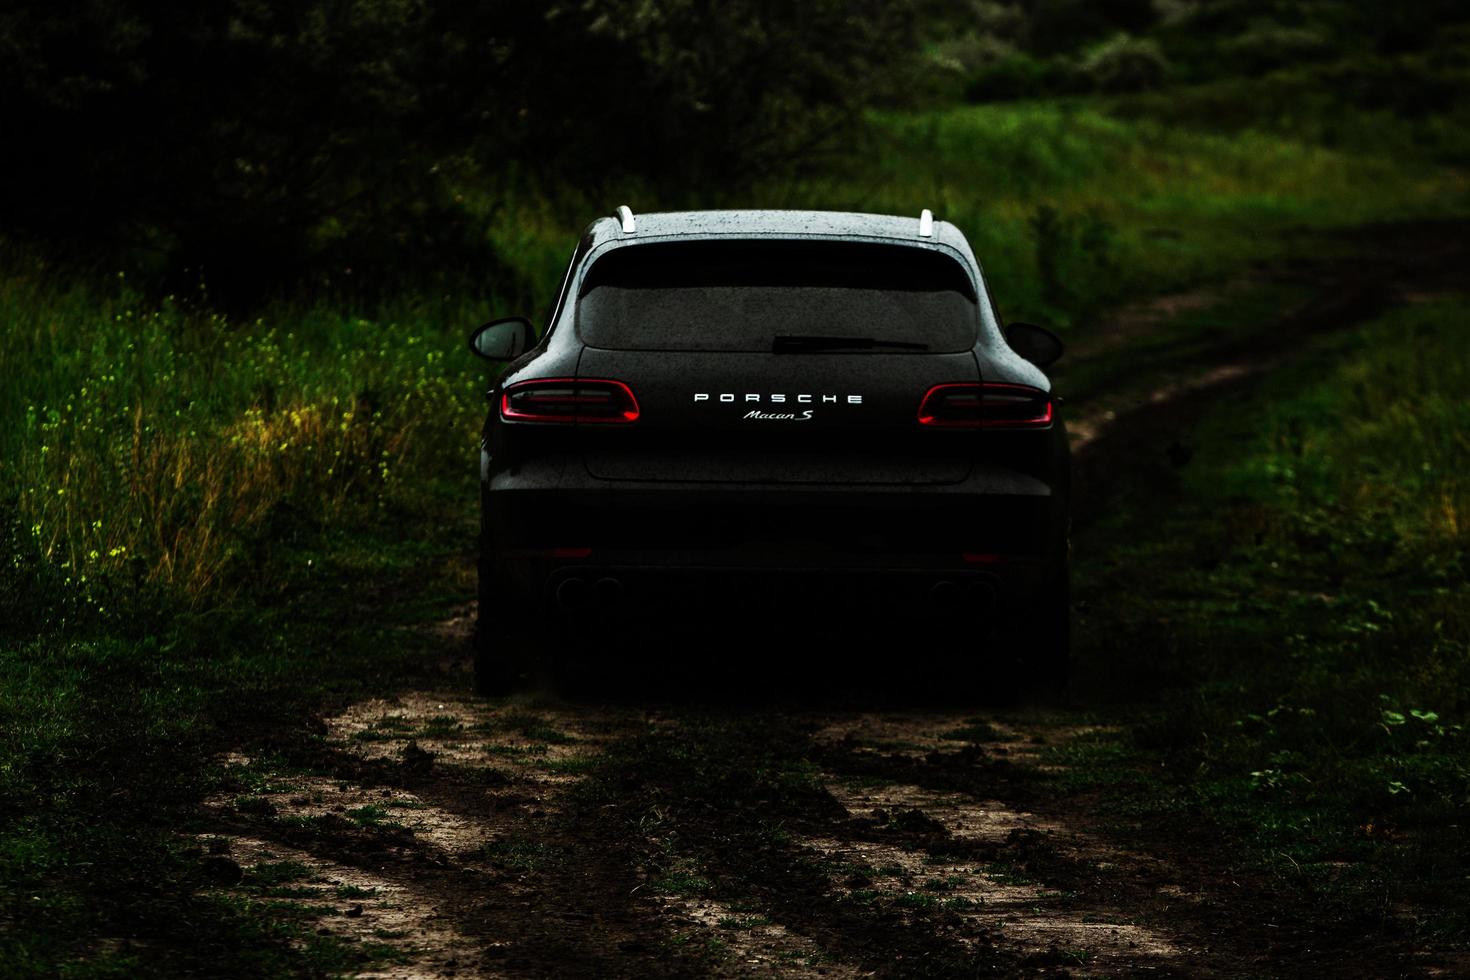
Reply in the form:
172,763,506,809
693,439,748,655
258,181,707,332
199,680,1423,978
192,221,1468,977
201,688,1211,977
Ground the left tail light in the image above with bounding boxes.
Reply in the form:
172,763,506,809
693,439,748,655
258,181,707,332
500,378,640,424
917,382,1053,428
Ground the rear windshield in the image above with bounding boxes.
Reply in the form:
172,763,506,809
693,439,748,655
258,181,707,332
576,240,978,353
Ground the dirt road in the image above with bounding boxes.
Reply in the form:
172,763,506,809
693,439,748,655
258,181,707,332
201,680,1440,978
193,223,1467,978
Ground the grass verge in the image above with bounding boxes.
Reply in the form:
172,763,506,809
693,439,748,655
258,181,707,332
1073,294,1470,948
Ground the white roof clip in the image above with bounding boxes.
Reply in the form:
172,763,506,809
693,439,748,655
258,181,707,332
616,205,636,234
918,208,934,238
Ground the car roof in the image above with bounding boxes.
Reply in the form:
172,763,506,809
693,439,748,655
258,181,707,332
583,208,977,266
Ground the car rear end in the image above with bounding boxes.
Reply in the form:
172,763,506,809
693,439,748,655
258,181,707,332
481,228,1068,660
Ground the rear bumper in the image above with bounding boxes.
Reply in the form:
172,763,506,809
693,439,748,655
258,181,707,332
529,561,1040,624
483,456,1063,617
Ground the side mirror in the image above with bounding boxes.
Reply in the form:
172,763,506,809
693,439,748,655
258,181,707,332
469,316,536,361
1004,322,1064,368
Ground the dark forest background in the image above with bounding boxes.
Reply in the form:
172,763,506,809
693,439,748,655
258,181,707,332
4,0,1463,294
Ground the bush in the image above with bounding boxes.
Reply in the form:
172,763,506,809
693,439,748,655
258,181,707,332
1079,33,1169,92
1023,0,1157,56
962,49,1079,102
1223,24,1332,73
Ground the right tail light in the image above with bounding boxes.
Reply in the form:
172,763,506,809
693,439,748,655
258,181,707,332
917,382,1053,428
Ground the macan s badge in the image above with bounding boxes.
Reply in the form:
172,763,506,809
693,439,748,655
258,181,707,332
743,408,813,421
694,392,864,422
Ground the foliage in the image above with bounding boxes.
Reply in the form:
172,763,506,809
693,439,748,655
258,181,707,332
1029,206,1117,317
933,0,1470,104
1108,51,1470,165
0,0,923,293
1076,296,1470,933
1077,33,1169,92
0,271,486,603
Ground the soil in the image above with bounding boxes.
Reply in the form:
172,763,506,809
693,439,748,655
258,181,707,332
191,221,1469,978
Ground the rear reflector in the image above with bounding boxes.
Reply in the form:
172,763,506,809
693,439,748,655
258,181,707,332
917,382,1053,428
501,378,640,424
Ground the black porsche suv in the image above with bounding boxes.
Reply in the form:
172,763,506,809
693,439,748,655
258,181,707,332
469,208,1070,694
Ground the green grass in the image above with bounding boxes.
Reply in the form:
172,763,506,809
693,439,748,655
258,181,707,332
940,719,1004,742
345,805,399,830
479,837,566,875
0,271,489,599
651,872,715,898
1075,296,1470,943
894,891,940,911
477,710,577,744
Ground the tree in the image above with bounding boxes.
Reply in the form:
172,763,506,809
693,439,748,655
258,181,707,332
0,0,922,292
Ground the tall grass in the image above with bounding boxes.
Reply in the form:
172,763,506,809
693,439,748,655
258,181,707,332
0,270,492,608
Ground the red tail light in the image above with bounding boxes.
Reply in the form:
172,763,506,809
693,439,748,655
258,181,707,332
917,383,1053,428
500,378,640,424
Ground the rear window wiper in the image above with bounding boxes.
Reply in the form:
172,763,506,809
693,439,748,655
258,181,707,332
773,335,930,354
